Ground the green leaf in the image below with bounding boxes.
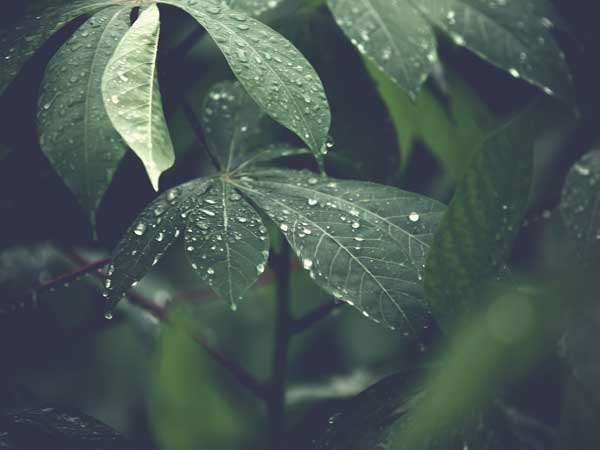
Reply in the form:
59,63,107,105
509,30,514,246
201,80,289,172
102,4,175,191
37,7,130,224
326,0,436,100
0,407,134,450
0,0,134,96
233,169,446,332
161,0,331,158
104,177,269,313
225,0,284,16
184,179,270,309
327,0,573,101
425,107,540,330
560,149,600,265
365,61,495,176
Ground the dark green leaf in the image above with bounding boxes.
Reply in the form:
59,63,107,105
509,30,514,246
425,107,540,330
327,0,573,101
559,149,600,265
234,169,446,332
161,0,331,158
0,0,135,96
102,4,175,190
226,0,285,16
37,6,130,224
0,407,134,450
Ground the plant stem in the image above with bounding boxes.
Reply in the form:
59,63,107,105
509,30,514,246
268,241,292,450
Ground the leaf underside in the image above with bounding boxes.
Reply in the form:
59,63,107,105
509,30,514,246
37,6,131,223
102,4,175,190
328,0,573,101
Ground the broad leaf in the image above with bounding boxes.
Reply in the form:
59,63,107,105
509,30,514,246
234,169,446,332
425,108,540,330
161,0,331,157
102,4,175,191
226,0,285,17
366,61,495,176
560,149,600,265
0,0,134,96
327,0,573,101
104,177,269,312
184,179,269,309
327,0,436,101
37,6,130,224
0,407,134,450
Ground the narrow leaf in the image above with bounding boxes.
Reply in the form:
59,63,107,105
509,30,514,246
425,108,541,330
560,149,600,265
327,0,436,100
102,4,175,190
37,7,130,224
161,0,331,157
185,179,269,309
234,169,446,332
0,0,134,95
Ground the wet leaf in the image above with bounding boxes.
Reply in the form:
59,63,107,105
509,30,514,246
37,6,130,224
327,0,573,102
161,0,331,158
102,4,175,190
226,0,285,17
234,169,446,332
425,107,541,330
0,0,134,95
0,407,134,450
560,149,600,265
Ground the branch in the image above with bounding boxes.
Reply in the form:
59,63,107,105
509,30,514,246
291,301,342,334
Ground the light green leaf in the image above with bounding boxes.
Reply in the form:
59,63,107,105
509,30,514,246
161,0,331,158
366,61,495,176
327,0,436,100
37,7,130,224
327,0,573,101
226,0,284,16
560,149,600,265
233,169,446,332
425,107,541,330
0,0,134,96
102,4,175,191
184,179,269,309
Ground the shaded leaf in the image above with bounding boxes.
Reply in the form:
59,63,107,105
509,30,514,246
102,4,175,190
0,0,134,95
184,179,269,309
226,0,285,17
161,0,331,157
0,407,134,450
327,0,573,101
366,61,495,176
327,0,436,100
37,6,130,224
425,107,540,330
0,143,10,162
559,149,600,265
234,169,446,332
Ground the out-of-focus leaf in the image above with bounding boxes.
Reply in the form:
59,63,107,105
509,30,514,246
366,61,495,175
37,7,130,224
226,0,285,17
147,311,243,450
102,4,175,191
0,0,135,95
327,0,573,102
0,407,134,450
162,0,331,158
425,107,541,330
559,149,600,265
234,169,446,332
0,143,10,162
